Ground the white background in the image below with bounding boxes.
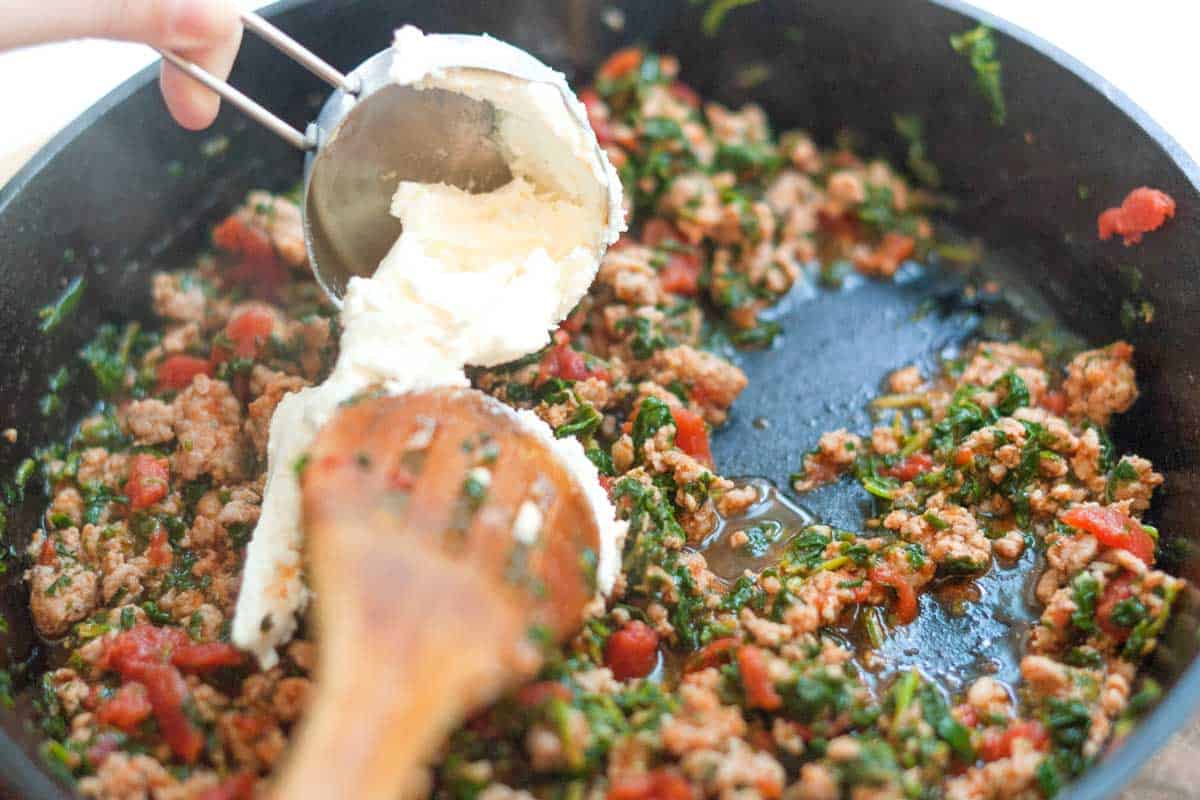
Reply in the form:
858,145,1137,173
1,0,1199,180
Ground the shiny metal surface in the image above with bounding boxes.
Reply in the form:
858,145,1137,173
301,48,514,301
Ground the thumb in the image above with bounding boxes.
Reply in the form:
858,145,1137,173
0,0,241,52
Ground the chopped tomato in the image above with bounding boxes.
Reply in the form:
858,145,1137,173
670,407,712,466
597,48,643,81
516,681,573,707
659,252,701,296
954,446,973,468
157,354,213,391
882,452,934,482
98,625,210,763
608,769,695,800
37,537,57,567
96,682,153,733
171,642,245,673
869,565,919,624
979,720,1050,762
579,89,613,147
536,331,608,385
224,307,275,359
604,620,660,680
1040,389,1068,415
641,218,684,248
1097,187,1176,246
857,232,916,276
197,773,257,800
213,215,275,265
1060,504,1155,564
1096,574,1138,641
141,662,206,763
685,637,739,673
214,214,288,299
124,454,170,511
737,645,782,711
668,81,701,109
147,526,172,569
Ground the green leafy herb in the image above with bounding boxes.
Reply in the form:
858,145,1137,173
893,113,941,187
38,276,86,334
1069,572,1099,633
691,0,759,36
950,25,1007,125
631,397,675,457
555,404,603,440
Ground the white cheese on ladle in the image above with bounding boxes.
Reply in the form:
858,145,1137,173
232,26,626,668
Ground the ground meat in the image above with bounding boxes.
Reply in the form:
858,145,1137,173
1062,342,1138,426
124,398,176,446
151,273,206,324
792,429,863,491
245,367,308,456
27,564,98,638
77,753,176,800
171,375,247,483
648,345,747,425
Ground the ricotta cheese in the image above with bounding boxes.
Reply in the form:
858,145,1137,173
232,27,626,668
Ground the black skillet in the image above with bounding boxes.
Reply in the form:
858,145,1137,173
1,0,1198,796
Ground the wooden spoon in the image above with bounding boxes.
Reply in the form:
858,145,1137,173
273,387,601,799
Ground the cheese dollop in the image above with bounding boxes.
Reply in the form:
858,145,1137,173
232,27,626,667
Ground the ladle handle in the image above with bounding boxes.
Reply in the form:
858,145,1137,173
158,11,358,151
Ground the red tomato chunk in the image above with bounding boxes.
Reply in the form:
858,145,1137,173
604,620,660,680
1097,187,1176,246
96,683,153,733
979,720,1050,762
670,407,712,466
869,565,919,624
124,454,170,511
224,307,275,359
608,769,696,800
737,645,783,710
1060,504,1155,564
883,452,934,482
157,354,213,391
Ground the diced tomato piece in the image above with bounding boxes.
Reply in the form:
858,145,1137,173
608,769,695,800
668,81,701,109
172,642,244,673
737,645,783,711
869,565,919,624
37,537,57,567
1060,504,1156,564
147,526,173,569
670,407,712,466
857,232,916,276
579,89,614,147
536,331,607,385
659,252,701,296
817,208,862,241
604,620,660,681
882,452,934,482
98,625,188,672
140,662,206,763
516,681,573,707
641,218,684,248
96,682,153,733
1040,389,1068,415
197,773,257,800
597,47,643,81
157,354,213,391
124,454,170,511
955,703,980,729
685,637,739,673
979,720,1050,762
213,214,276,266
224,307,275,359
1096,574,1138,641
1097,187,1176,246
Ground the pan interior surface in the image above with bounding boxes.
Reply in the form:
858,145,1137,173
0,1,1198,799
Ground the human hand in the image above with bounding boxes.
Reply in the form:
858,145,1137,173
0,0,242,130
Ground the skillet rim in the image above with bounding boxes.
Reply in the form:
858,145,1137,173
0,0,1198,796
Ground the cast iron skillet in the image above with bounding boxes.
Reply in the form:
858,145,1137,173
1,0,1198,796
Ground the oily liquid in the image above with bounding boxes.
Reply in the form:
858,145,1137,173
697,477,816,582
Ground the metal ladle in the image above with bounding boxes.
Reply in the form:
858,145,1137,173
163,12,597,302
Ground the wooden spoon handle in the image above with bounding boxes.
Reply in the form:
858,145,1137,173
273,529,525,800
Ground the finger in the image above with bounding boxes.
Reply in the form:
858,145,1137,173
0,0,242,52
159,21,244,130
